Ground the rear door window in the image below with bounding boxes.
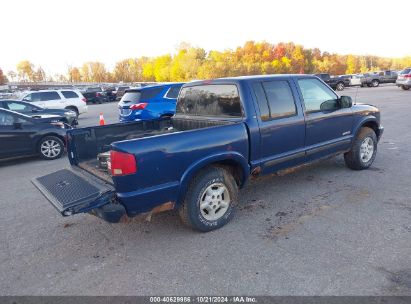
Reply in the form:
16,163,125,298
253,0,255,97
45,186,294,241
166,84,183,99
141,87,164,100
177,84,242,117
252,83,270,121
61,91,79,99
261,81,297,119
40,91,61,101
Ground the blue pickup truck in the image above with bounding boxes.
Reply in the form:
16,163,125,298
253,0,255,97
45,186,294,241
33,75,383,232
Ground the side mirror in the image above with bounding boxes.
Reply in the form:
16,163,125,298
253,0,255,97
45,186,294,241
13,122,23,129
320,99,339,112
340,96,353,108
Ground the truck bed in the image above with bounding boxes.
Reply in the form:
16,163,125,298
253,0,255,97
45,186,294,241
68,117,234,182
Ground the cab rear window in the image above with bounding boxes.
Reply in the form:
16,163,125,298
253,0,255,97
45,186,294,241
177,84,242,118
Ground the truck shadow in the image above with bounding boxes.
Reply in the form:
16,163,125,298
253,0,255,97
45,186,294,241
0,155,42,168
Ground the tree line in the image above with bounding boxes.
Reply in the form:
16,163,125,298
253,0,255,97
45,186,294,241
1,41,411,84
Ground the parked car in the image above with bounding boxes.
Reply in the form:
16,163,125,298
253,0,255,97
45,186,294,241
33,74,383,232
342,74,363,86
361,70,398,87
20,90,87,118
81,87,108,104
314,73,348,91
103,87,117,102
0,108,70,160
114,86,130,101
118,83,184,122
396,68,411,90
0,100,78,126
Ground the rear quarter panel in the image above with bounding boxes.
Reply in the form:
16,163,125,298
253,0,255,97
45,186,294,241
111,122,250,215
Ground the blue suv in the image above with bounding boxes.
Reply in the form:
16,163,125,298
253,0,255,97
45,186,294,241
118,83,184,122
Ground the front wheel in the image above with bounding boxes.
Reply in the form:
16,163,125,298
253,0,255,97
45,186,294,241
372,79,380,87
38,136,64,160
344,127,377,170
401,85,410,90
179,166,238,232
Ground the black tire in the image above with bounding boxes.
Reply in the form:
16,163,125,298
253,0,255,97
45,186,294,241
336,82,345,91
401,85,410,90
344,127,377,170
38,136,65,160
65,106,79,118
372,79,380,87
179,166,238,232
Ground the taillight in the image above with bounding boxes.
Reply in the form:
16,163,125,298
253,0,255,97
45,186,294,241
81,98,87,102
404,74,411,78
96,92,101,97
110,150,137,176
130,103,148,110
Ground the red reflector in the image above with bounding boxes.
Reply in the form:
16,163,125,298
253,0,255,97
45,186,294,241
110,151,137,176
130,103,148,110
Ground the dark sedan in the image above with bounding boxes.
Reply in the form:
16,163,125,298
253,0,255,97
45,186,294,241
0,108,70,160
0,100,78,126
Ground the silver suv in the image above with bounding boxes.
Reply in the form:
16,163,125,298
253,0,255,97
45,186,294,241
396,68,411,90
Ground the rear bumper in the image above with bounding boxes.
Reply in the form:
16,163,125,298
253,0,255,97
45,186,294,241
396,79,411,86
119,110,157,122
78,105,88,114
89,202,126,223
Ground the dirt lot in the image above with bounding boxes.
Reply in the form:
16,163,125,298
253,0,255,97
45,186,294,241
0,84,410,295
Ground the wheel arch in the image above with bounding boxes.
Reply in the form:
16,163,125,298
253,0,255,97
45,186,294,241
354,118,381,139
36,133,66,150
65,105,79,115
177,152,250,206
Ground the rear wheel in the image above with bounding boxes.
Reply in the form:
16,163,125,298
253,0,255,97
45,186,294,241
372,79,380,87
344,127,377,170
65,106,79,118
38,136,64,160
179,166,238,232
401,85,410,90
336,82,345,91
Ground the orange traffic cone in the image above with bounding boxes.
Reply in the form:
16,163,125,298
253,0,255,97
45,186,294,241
99,113,105,126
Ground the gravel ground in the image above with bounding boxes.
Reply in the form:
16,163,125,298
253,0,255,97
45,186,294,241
0,84,410,295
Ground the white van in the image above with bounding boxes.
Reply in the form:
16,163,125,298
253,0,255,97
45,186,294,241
21,90,88,117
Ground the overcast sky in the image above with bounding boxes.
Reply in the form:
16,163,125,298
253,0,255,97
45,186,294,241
1,0,410,75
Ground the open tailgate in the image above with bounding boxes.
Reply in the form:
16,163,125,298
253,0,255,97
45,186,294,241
32,168,115,216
